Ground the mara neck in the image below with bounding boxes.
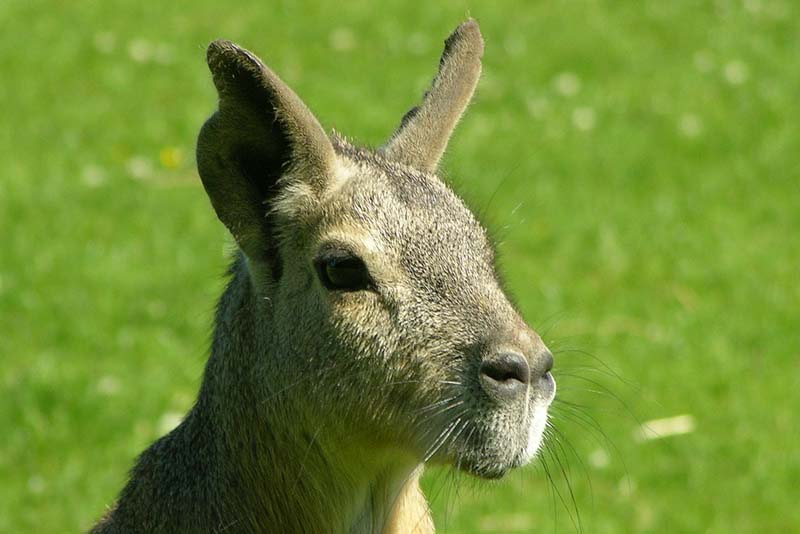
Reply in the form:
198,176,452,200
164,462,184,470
194,256,433,533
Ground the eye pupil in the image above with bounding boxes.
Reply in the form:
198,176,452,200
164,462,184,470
317,254,370,291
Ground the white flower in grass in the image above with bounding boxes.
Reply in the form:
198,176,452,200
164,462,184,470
96,375,121,396
744,0,763,14
724,60,749,85
588,447,610,469
127,38,153,63
81,164,106,187
572,106,596,131
553,71,581,97
28,475,46,495
329,27,356,52
679,113,703,138
126,156,153,180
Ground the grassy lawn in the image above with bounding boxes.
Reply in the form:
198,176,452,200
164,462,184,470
2,0,798,531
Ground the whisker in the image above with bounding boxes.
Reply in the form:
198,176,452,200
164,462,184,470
541,443,581,532
539,445,566,530
550,404,616,452
552,405,632,492
417,396,461,414
554,374,643,426
549,423,595,516
550,439,583,532
552,347,635,388
415,401,466,429
423,414,465,463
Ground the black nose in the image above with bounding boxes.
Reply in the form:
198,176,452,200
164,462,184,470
479,352,530,399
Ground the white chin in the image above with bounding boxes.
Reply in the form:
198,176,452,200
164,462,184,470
522,406,549,461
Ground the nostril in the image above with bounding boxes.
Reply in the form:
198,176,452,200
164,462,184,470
541,350,554,377
480,352,530,386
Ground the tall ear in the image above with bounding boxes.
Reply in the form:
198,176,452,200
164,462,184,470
380,20,484,174
196,40,335,264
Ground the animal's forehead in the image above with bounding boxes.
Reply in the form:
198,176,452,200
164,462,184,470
320,143,496,281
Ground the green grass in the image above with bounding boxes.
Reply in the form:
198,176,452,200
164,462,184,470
2,1,798,532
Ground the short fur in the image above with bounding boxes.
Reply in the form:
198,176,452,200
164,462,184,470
92,20,555,534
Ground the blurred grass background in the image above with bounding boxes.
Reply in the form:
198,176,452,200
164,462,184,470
1,0,798,532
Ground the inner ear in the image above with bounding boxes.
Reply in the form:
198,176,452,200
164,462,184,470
235,135,288,207
196,40,335,273
236,141,287,279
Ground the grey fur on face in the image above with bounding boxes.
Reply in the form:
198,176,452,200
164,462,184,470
93,19,555,534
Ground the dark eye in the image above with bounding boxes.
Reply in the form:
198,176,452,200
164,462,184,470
316,251,371,291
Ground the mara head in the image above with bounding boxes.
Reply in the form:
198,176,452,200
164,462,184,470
196,20,555,480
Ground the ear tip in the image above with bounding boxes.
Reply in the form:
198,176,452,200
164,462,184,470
206,39,269,92
447,18,485,57
206,39,239,80
207,39,236,63
460,18,482,34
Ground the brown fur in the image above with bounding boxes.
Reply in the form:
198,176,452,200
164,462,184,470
92,20,555,533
